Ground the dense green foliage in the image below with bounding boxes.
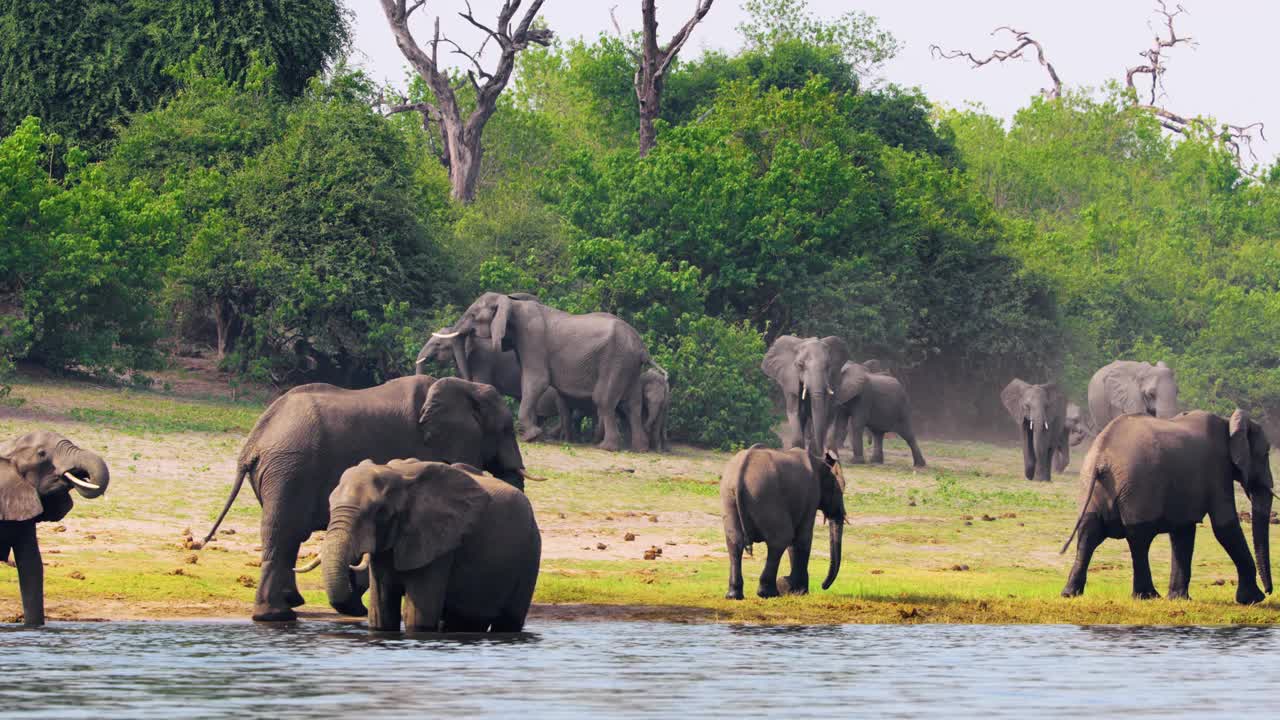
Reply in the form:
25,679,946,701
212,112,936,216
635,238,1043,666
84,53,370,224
4,0,1278,443
0,0,348,155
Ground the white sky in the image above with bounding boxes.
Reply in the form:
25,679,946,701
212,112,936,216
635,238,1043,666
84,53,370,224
346,0,1278,163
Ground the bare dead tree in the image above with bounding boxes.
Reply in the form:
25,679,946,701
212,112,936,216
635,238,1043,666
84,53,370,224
932,2,1266,171
378,0,553,202
930,27,1061,100
611,0,714,156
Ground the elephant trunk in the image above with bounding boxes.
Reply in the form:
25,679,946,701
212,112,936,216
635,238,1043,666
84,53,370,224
451,338,470,381
822,519,843,590
808,391,832,455
1252,493,1273,594
321,518,366,616
1032,422,1052,482
56,442,109,498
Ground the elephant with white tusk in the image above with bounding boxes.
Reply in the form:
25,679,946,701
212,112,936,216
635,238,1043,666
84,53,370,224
762,335,850,455
0,431,110,626
1000,379,1074,482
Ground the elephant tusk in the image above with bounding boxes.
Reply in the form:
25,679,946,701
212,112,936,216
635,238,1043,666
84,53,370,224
1028,420,1033,430
294,555,322,573
63,472,100,490
414,358,426,365
431,330,461,339
518,468,547,483
349,553,370,572
827,388,835,395
801,386,808,400
1044,422,1049,430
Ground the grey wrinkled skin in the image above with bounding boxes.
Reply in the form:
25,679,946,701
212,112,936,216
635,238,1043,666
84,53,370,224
827,362,926,468
762,336,850,455
201,376,529,622
721,446,845,600
440,293,655,452
534,367,672,452
1087,360,1179,429
1061,410,1273,605
324,460,540,632
1000,379,1071,482
0,431,109,626
1065,402,1092,448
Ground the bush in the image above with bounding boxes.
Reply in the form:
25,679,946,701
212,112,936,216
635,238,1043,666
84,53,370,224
652,315,775,450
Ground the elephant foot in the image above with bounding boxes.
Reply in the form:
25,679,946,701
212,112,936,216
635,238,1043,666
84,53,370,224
1167,589,1191,601
1236,584,1266,605
780,576,808,595
756,584,781,599
252,606,298,622
850,457,866,465
913,460,927,468
1132,588,1161,600
598,437,623,452
330,599,369,617
870,456,885,465
285,589,306,608
521,426,544,443
1060,584,1084,598
725,588,744,601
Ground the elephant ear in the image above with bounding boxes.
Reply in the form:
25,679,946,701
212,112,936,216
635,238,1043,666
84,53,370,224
490,294,514,353
1103,370,1145,416
0,441,42,522
836,362,870,405
761,336,802,389
1000,379,1032,422
1229,409,1252,488
35,490,73,524
391,462,492,572
819,337,850,386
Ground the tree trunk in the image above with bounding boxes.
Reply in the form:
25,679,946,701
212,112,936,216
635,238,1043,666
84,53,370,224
213,298,238,360
638,81,660,157
446,128,483,203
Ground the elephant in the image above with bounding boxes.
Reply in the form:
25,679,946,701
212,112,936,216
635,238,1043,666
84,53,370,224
412,293,542,398
1087,360,1179,429
1000,379,1071,482
828,362,926,467
761,335,850,454
720,445,845,600
1060,410,1273,604
534,367,672,451
0,431,109,626
427,293,655,451
317,459,540,632
1065,402,1091,448
201,375,533,622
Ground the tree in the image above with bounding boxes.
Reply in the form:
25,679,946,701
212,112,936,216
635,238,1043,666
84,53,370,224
738,0,899,83
0,0,349,156
377,0,553,202
611,0,715,155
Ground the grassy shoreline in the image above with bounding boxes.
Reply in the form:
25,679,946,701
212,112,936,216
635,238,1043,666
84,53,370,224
3,370,1280,626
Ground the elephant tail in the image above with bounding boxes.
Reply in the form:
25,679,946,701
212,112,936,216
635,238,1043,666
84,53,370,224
200,457,255,547
1060,464,1103,554
735,450,757,557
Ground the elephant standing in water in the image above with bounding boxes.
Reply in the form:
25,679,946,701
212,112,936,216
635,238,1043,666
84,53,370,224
201,376,532,622
1061,410,1273,604
720,446,845,599
0,431,109,626
828,361,926,467
1088,360,1178,429
320,460,540,632
762,335,849,454
1000,379,1071,482
428,293,654,451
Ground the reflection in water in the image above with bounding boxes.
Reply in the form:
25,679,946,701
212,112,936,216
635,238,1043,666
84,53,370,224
0,621,1277,718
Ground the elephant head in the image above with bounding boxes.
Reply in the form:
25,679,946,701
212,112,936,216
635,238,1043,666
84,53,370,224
1229,409,1274,595
1001,379,1066,482
418,377,531,490
1102,361,1178,419
322,460,492,616
0,431,109,523
814,450,846,590
1065,402,1090,446
762,336,850,453
415,326,468,379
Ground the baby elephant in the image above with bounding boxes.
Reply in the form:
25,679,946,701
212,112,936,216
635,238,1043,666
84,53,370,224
721,445,845,599
0,431,110,626
1061,410,1273,604
319,459,540,632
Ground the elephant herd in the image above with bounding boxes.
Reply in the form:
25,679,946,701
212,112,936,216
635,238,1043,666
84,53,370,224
0,311,1273,630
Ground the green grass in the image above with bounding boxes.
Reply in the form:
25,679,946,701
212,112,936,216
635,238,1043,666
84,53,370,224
2,370,1279,625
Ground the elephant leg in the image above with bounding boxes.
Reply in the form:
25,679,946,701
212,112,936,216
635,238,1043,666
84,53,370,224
1167,524,1196,600
402,557,452,632
828,411,849,461
366,561,404,631
1210,521,1265,605
517,375,551,443
848,419,867,464
725,539,745,600
1125,526,1160,599
592,381,627,452
783,523,814,596
625,382,648,452
553,393,573,442
492,571,537,633
1052,437,1070,474
1061,512,1106,597
756,543,786,599
254,515,308,622
12,523,44,627
900,425,927,468
870,432,885,464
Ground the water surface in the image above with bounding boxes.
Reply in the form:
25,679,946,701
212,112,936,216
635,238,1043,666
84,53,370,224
0,621,1273,718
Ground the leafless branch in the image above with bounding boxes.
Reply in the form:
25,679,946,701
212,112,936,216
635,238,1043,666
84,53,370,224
632,0,715,154
930,26,1061,99
1125,0,1195,105
608,5,642,60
